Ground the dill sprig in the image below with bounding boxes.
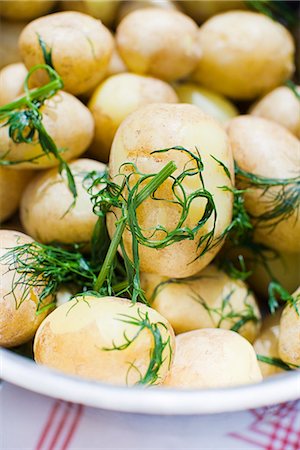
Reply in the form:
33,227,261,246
245,0,298,27
286,80,300,101
257,355,300,371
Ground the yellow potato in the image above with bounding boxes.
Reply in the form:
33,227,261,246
0,63,27,107
0,0,55,21
279,288,300,366
140,264,261,342
20,158,105,245
117,0,179,23
105,45,127,78
88,73,178,162
182,1,246,23
0,90,94,169
250,86,300,138
19,11,114,95
174,82,238,124
0,167,33,223
193,11,295,100
0,230,52,347
227,116,300,253
0,21,25,69
116,8,201,82
34,295,175,385
61,0,120,27
108,103,234,278
164,329,262,388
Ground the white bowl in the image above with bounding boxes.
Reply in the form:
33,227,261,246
1,348,300,415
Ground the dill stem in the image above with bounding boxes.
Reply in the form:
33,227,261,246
94,161,177,292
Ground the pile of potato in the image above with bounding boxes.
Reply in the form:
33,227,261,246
0,0,299,389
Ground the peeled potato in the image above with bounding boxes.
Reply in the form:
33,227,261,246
0,230,52,347
0,167,33,223
279,288,300,366
0,63,27,107
88,73,178,162
0,21,25,69
116,8,201,82
164,329,262,388
0,0,55,21
108,103,234,278
20,158,105,245
105,45,127,78
34,296,175,385
193,11,295,100
0,90,94,169
19,12,114,95
250,86,300,138
61,0,120,27
117,0,179,23
140,264,261,342
227,116,300,253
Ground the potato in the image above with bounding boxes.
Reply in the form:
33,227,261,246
0,21,25,69
279,288,300,366
227,116,300,254
116,8,201,82
0,230,52,347
140,264,261,342
250,86,300,138
0,90,94,169
20,158,105,245
19,12,114,95
105,45,127,78
164,329,262,388
174,82,238,124
61,0,120,27
117,0,179,23
254,310,283,377
34,295,175,385
108,103,234,278
0,63,27,107
0,0,55,21
193,11,295,100
0,167,33,223
182,1,246,23
88,73,178,162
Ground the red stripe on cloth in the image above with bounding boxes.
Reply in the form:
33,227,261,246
47,402,74,450
60,404,84,450
228,432,265,448
35,400,62,450
265,401,296,450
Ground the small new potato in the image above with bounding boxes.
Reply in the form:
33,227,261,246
117,0,179,23
279,288,300,366
34,296,175,385
175,82,238,124
140,264,261,342
0,63,27,107
164,329,262,388
0,230,52,347
108,103,234,278
250,86,300,138
0,21,25,69
88,73,178,162
105,45,127,78
0,90,94,169
19,12,114,95
0,0,55,21
193,11,295,100
0,167,33,223
61,0,120,27
116,8,201,82
227,116,300,254
20,158,105,245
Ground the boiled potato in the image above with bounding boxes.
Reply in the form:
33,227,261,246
227,116,300,254
20,158,105,245
0,63,27,106
34,295,175,385
88,73,178,162
164,329,262,388
19,12,114,95
279,288,300,366
116,8,201,82
61,0,120,27
254,310,283,378
250,86,300,138
0,167,33,223
193,11,295,100
0,0,55,21
108,103,234,278
0,90,94,169
174,82,238,124
140,264,261,342
0,230,52,347
0,21,25,69
117,0,179,23
105,45,127,78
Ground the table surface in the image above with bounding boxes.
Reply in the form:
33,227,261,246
1,381,300,450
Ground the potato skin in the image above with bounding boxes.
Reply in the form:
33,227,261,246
0,63,27,107
116,8,201,82
250,86,300,138
88,73,178,162
193,11,295,100
108,103,234,278
20,158,105,245
140,264,261,342
227,116,300,253
0,0,55,21
279,288,300,366
0,90,94,169
0,230,52,347
19,12,114,95
0,167,33,223
164,329,262,388
34,296,175,385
